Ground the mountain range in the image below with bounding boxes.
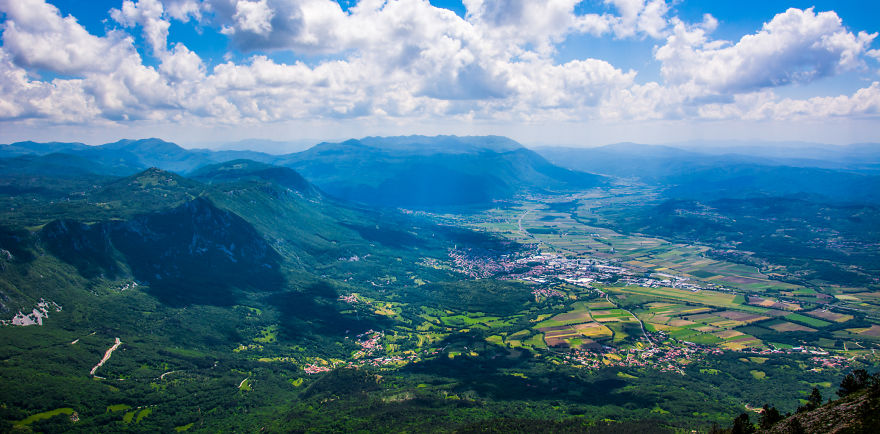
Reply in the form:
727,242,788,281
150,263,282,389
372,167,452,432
1,135,879,432
536,141,880,203
1,136,603,208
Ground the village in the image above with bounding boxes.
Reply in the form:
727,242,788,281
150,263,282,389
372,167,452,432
559,342,725,375
447,247,727,293
304,241,876,376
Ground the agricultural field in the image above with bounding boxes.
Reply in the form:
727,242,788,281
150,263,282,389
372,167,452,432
2,161,878,432
438,193,880,359
458,194,808,295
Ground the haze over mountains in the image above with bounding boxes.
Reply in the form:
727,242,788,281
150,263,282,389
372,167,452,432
4,135,878,206
0,136,604,208
536,141,880,177
536,141,880,203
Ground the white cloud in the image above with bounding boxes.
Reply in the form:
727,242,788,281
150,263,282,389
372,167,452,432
0,48,102,122
160,43,207,81
656,8,877,95
605,0,670,39
0,0,209,123
231,0,275,35
0,0,878,133
111,0,170,55
463,0,609,54
0,0,138,75
163,0,203,22
700,82,880,120
209,0,352,53
110,0,207,83
208,0,674,57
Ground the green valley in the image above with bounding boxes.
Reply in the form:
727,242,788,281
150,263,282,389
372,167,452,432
0,137,878,433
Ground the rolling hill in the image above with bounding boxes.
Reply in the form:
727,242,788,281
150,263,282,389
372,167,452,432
277,136,605,207
537,141,880,179
537,143,880,203
1,136,605,208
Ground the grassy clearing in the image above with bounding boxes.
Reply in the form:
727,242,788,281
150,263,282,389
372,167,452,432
253,325,278,343
239,378,252,391
107,404,132,413
15,408,74,426
785,313,832,328
602,285,769,314
523,333,547,349
136,408,152,423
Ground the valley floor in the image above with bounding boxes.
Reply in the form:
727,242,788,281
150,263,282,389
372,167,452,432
1,185,878,432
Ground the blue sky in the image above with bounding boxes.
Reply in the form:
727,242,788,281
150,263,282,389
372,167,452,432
1,0,879,146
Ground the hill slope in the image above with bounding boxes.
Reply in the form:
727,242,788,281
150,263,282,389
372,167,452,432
278,136,605,207
191,159,317,197
763,390,880,433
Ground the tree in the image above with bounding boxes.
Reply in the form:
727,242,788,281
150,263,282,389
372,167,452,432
759,404,783,429
732,413,755,434
807,387,822,411
854,369,871,385
838,369,870,397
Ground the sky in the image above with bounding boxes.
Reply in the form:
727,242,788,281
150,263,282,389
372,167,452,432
0,0,879,147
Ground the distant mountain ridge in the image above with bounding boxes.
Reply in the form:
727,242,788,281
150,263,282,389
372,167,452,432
0,141,89,155
1,138,278,175
536,141,880,203
536,141,880,177
277,136,605,207
1,135,606,208
357,135,523,154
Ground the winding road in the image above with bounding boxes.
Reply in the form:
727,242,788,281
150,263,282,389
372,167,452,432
602,292,654,345
517,206,536,238
90,337,122,376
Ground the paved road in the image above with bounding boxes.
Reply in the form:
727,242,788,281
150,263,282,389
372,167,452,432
90,337,122,376
603,292,654,345
517,206,536,237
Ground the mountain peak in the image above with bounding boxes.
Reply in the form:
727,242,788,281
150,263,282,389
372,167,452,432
100,138,186,154
191,159,316,195
108,167,198,193
357,135,524,154
133,166,181,179
280,135,603,208
0,140,89,156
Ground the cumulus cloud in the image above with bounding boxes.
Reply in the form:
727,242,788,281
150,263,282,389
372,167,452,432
109,0,207,82
230,0,275,35
160,43,207,81
208,0,673,57
0,0,878,130
111,0,170,55
206,0,352,53
0,47,102,122
163,0,203,21
605,0,670,39
463,0,608,55
0,0,210,123
698,82,880,120
655,8,877,95
0,0,138,75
